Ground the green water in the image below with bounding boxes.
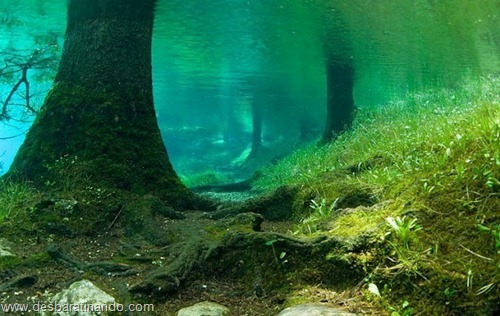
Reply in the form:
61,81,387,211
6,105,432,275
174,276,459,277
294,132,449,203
1,0,498,178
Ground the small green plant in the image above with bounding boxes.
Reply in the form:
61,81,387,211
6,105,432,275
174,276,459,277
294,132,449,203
295,198,338,235
476,282,497,295
466,268,473,292
475,223,499,296
386,216,422,249
476,223,500,252
265,239,288,268
388,300,413,316
367,283,413,316
310,198,337,218
443,287,456,304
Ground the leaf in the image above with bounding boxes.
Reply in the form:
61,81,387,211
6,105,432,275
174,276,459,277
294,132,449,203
279,252,287,259
265,239,277,246
476,224,490,232
368,283,381,297
386,217,400,232
476,283,495,295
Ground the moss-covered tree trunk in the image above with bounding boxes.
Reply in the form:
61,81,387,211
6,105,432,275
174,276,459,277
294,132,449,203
7,0,194,209
321,60,356,143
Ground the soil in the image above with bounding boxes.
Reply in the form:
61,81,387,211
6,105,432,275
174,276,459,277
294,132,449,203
1,202,379,315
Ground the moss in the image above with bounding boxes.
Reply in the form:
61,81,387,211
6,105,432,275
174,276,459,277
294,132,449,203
253,77,500,315
0,256,23,269
122,195,175,245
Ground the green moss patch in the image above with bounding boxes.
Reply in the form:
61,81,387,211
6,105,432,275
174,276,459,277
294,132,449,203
255,76,500,315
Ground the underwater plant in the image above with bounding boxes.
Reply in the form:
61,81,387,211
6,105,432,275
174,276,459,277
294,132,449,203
476,223,500,252
294,198,338,235
264,239,288,268
386,216,422,249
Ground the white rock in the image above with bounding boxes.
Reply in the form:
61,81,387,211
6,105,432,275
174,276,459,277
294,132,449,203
41,280,116,316
0,238,15,257
177,301,230,316
276,303,356,316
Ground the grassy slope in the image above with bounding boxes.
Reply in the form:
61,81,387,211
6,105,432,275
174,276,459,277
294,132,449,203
255,76,499,315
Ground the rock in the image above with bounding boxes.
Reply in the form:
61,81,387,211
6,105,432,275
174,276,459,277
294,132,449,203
177,301,230,316
0,238,15,257
276,303,356,316
41,279,116,316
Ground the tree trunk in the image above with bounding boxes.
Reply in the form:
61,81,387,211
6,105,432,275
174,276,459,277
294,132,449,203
321,61,356,143
250,101,263,156
6,0,195,209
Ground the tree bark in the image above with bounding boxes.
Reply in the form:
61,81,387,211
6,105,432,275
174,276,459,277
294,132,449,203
6,0,195,209
321,60,356,143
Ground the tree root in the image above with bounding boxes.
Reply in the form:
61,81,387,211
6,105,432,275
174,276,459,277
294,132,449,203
206,186,300,220
128,217,363,298
47,243,136,277
129,240,210,295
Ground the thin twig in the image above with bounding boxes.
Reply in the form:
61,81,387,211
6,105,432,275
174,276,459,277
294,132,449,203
459,244,492,261
108,205,124,230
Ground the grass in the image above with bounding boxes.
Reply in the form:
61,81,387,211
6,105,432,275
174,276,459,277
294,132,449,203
255,75,499,315
256,75,499,196
0,180,40,221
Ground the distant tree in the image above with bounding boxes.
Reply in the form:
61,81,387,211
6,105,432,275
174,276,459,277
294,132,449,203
250,100,263,157
321,59,355,143
5,0,202,210
320,9,356,144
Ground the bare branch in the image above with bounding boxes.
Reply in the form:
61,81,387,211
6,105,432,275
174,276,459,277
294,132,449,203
0,131,28,140
0,44,59,121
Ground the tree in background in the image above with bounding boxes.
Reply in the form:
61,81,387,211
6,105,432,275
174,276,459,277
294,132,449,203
320,8,356,144
5,0,201,210
250,99,263,157
321,59,356,143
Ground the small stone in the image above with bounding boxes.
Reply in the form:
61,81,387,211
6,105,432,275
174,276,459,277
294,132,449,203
276,303,356,316
177,301,230,316
41,280,116,316
0,238,15,257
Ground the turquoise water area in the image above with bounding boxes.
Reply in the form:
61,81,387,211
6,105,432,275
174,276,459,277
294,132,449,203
1,0,498,179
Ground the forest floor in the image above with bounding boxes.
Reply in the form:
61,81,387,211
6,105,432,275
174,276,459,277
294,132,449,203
0,207,379,315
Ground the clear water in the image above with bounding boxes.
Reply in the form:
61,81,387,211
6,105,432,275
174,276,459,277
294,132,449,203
1,0,498,177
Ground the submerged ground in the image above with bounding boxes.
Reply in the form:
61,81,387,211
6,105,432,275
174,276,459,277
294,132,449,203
0,76,499,315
